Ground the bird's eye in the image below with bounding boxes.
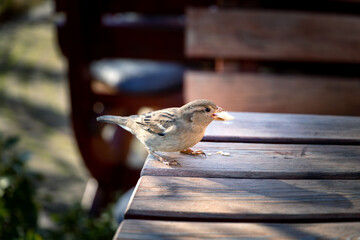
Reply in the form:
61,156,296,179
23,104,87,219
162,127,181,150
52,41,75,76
205,107,211,112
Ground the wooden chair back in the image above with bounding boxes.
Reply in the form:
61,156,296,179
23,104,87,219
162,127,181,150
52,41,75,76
185,1,360,115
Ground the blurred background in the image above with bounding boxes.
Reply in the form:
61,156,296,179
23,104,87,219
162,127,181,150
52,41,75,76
0,0,116,239
1,0,359,239
0,0,87,209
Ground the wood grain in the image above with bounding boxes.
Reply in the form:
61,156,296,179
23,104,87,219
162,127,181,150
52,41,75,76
201,112,360,144
186,8,360,63
141,142,360,179
125,176,360,221
98,20,184,61
115,220,360,240
185,71,360,116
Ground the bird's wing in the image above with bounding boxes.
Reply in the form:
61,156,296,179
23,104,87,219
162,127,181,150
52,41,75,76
131,109,177,136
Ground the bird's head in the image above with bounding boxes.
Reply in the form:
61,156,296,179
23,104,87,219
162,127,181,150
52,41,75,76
180,99,226,127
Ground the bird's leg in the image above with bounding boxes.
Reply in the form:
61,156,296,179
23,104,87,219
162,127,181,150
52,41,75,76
148,150,180,166
180,148,206,157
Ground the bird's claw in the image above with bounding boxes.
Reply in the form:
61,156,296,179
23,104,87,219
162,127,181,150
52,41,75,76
180,149,207,158
194,150,207,157
163,159,181,166
151,152,181,166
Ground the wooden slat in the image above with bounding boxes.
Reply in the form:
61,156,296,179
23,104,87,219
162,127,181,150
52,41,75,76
186,8,360,63
185,71,360,116
95,0,216,15
200,112,360,144
97,17,184,60
141,142,360,179
57,21,185,61
115,220,360,240
125,176,360,221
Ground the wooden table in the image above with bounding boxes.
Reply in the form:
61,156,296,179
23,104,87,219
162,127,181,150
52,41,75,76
114,112,360,239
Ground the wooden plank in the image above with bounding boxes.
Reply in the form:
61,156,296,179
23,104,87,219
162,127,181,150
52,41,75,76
185,71,360,116
58,17,185,61
93,0,216,15
186,8,360,63
115,220,360,240
200,112,360,144
96,19,184,61
125,176,360,221
141,142,360,179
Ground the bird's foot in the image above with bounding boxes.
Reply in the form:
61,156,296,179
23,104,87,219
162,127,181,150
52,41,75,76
180,148,206,157
162,159,180,166
150,152,180,166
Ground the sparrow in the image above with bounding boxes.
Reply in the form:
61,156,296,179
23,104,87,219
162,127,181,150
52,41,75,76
96,99,227,166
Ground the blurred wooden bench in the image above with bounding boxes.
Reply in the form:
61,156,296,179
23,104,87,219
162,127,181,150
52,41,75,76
185,1,360,115
54,0,215,212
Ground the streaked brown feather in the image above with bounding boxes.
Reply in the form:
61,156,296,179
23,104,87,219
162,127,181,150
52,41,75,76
131,109,177,135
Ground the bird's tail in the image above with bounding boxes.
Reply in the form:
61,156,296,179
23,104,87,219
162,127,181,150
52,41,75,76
96,115,128,126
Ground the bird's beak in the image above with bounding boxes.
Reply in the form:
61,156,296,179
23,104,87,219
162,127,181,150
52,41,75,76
212,106,225,121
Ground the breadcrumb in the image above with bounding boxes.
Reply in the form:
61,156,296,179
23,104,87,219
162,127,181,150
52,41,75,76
216,111,235,121
216,151,231,156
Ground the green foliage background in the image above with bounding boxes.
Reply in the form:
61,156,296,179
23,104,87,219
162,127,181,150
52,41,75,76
0,134,117,240
0,134,40,239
